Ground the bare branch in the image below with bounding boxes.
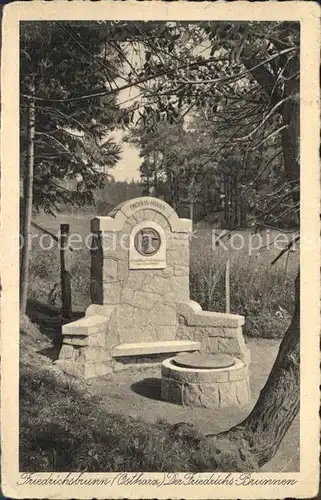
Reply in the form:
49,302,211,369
35,132,73,156
234,98,290,142
22,47,295,104
271,235,300,266
239,150,283,201
56,22,117,89
177,48,295,86
264,179,299,199
251,125,288,150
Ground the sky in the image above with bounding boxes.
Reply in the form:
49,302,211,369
101,32,211,184
109,33,210,183
111,73,142,182
112,130,141,182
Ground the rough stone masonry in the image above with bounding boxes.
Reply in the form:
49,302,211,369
55,196,251,398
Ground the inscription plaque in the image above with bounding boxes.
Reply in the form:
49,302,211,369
134,227,161,256
129,220,166,270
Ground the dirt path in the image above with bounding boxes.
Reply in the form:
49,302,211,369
89,337,299,472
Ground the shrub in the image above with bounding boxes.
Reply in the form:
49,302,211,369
190,229,298,339
29,244,91,310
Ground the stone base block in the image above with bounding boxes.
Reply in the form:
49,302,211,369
113,360,161,373
84,362,113,379
54,359,113,379
161,357,250,408
54,359,85,379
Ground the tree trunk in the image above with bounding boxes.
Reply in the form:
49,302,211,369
153,171,158,198
203,272,300,471
224,174,229,228
153,153,158,197
20,80,35,314
189,200,194,221
168,170,178,212
281,56,300,209
60,224,72,320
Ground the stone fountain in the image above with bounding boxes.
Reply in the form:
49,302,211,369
55,197,251,408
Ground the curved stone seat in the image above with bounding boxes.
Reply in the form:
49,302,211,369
176,300,250,367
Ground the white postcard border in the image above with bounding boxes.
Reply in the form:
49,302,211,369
1,2,320,498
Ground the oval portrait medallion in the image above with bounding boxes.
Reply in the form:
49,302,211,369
134,227,161,256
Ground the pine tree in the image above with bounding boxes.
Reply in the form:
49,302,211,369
20,21,123,215
19,21,124,312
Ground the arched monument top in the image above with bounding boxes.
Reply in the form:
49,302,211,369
110,197,175,219
91,197,192,233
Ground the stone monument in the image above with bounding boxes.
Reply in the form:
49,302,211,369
55,197,250,407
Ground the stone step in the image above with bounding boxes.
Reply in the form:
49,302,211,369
112,340,201,358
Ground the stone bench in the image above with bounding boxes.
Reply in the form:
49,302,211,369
55,300,250,379
112,340,200,357
111,340,201,372
55,308,202,378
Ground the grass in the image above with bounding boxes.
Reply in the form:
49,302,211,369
20,315,257,472
190,228,298,338
29,213,299,339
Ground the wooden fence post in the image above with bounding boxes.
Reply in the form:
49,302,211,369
60,223,72,319
284,249,290,283
225,257,231,313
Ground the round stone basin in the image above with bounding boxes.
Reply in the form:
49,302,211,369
172,353,235,369
161,355,250,409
